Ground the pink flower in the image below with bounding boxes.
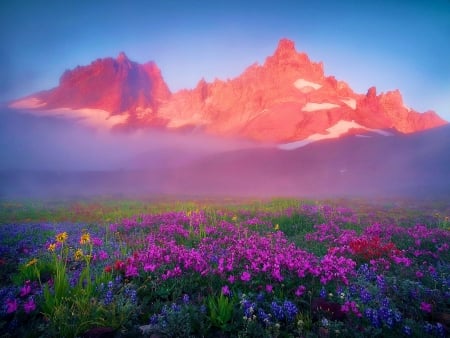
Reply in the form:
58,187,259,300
23,298,36,314
144,263,157,272
98,250,109,260
341,301,362,317
416,271,424,278
265,284,273,293
20,281,32,297
221,285,230,296
228,275,236,284
420,302,432,313
6,298,18,314
125,264,139,277
295,285,306,297
240,271,251,282
92,237,103,246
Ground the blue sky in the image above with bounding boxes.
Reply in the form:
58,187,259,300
1,0,449,120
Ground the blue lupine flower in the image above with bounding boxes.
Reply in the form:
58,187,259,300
271,301,284,321
182,294,190,304
360,288,371,304
402,325,412,336
435,323,445,337
283,300,298,322
171,303,181,312
424,322,433,334
161,305,169,315
257,308,271,326
349,284,357,296
394,310,402,323
243,301,256,318
256,292,264,303
149,314,159,325
376,275,386,291
386,317,394,328
320,287,327,298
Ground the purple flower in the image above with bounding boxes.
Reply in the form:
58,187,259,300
125,264,139,277
221,285,230,296
295,285,306,297
20,281,32,297
420,302,432,313
240,271,251,282
6,298,18,314
23,298,36,314
92,237,103,246
265,284,273,293
98,250,109,260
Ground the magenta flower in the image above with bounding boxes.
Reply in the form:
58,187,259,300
228,275,236,284
125,264,139,277
240,271,251,282
416,271,424,278
98,250,109,260
341,301,362,317
23,298,36,314
20,280,32,297
6,298,18,314
295,285,306,297
91,237,103,246
221,285,230,296
265,284,273,293
420,302,432,313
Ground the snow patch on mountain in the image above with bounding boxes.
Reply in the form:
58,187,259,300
278,120,391,150
302,102,340,112
294,78,322,92
340,98,357,110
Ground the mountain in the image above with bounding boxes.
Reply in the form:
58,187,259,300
9,39,447,143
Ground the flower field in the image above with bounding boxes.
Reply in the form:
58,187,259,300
0,199,449,337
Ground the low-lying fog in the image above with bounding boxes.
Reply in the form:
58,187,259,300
0,108,258,171
1,107,449,200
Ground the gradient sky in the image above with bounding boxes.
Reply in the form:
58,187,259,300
1,0,449,120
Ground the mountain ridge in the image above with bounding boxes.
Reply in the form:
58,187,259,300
9,38,447,143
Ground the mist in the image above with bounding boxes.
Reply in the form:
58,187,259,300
0,107,259,171
1,107,449,200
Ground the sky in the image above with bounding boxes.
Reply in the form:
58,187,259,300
0,0,449,120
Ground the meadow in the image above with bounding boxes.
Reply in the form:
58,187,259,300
0,198,448,337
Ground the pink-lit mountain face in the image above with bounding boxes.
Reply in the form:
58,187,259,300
10,39,447,143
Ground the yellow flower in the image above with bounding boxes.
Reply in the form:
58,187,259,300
26,258,38,267
47,243,57,252
74,248,84,261
274,224,280,231
79,233,91,245
55,232,68,243
232,216,238,222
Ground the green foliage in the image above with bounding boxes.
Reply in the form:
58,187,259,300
207,293,237,331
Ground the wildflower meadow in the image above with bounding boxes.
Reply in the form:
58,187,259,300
0,198,449,337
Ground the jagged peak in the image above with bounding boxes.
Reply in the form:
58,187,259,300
272,38,298,59
117,52,129,62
